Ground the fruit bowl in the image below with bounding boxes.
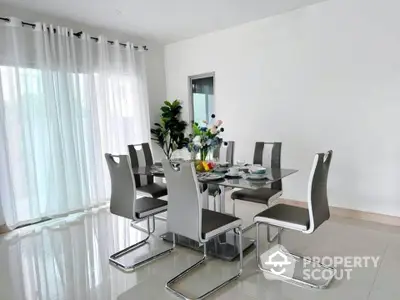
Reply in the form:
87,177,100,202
195,160,216,172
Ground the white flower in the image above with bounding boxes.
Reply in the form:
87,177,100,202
193,136,202,147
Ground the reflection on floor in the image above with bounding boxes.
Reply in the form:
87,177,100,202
1,196,400,300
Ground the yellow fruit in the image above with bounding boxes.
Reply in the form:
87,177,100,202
196,163,204,172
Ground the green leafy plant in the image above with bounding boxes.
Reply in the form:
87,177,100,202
150,99,188,159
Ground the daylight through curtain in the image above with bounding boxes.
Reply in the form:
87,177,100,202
0,18,150,227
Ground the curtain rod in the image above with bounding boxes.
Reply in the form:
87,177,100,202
0,17,148,51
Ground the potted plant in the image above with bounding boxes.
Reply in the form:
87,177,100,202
150,100,188,160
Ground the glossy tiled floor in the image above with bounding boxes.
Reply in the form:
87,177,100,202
1,194,400,300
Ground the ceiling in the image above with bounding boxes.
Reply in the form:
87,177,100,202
0,0,326,44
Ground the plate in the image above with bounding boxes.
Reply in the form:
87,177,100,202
235,165,250,171
225,171,244,178
217,162,230,167
198,173,225,182
244,173,269,181
214,167,229,173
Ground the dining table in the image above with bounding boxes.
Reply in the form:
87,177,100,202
131,163,298,261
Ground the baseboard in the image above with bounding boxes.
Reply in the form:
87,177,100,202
279,199,400,227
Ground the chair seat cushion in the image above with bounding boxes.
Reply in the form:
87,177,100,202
201,209,242,240
254,204,310,231
231,188,282,204
137,183,168,198
135,197,168,219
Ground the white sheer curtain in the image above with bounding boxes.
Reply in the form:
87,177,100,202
0,18,151,228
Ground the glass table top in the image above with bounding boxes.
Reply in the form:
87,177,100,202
131,165,298,190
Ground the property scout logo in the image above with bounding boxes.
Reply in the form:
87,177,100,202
260,244,380,282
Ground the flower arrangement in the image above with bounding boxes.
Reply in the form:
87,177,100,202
187,114,225,164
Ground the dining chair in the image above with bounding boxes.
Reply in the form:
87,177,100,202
105,154,174,272
128,143,169,231
213,141,235,165
231,142,282,235
162,159,243,300
209,141,235,210
254,150,335,289
128,143,168,199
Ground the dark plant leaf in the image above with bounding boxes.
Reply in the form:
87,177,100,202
161,106,169,112
150,99,188,158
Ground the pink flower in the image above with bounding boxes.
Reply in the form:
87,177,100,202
215,120,223,127
210,126,218,134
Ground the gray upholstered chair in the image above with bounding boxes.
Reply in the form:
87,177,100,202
128,143,168,198
105,154,173,272
231,142,282,234
254,150,335,289
162,160,243,299
208,141,235,210
213,141,235,165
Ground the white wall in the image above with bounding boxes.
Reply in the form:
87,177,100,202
165,0,400,217
0,4,168,225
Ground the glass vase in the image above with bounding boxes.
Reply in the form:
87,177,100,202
200,148,208,161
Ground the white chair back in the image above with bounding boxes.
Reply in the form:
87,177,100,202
306,150,333,233
214,141,235,165
162,160,202,242
253,142,282,190
128,143,154,187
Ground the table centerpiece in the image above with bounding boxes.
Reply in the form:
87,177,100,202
187,114,224,172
